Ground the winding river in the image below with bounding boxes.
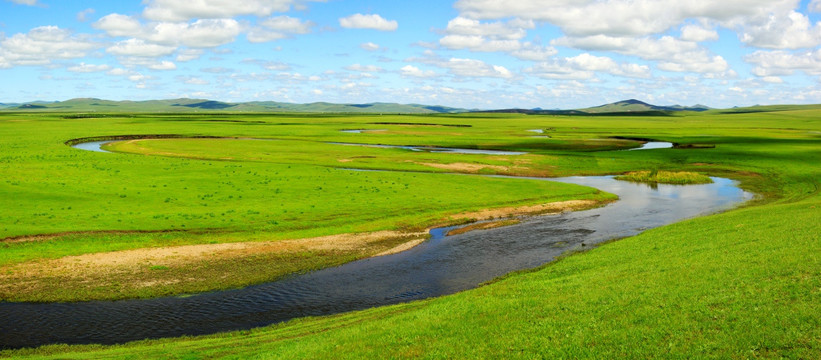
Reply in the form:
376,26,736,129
0,141,751,349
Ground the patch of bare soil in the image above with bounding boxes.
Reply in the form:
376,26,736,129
446,219,521,236
447,199,601,222
1,230,427,280
419,162,511,173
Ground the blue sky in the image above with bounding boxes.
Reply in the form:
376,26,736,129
2,0,821,109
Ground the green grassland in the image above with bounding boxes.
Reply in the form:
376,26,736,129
0,112,615,302
1,108,820,358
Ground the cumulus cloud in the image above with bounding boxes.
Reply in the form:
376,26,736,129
360,42,380,51
680,24,719,42
510,44,558,61
445,58,513,79
443,16,530,40
811,0,821,12
67,63,111,73
737,10,821,49
339,14,398,31
454,0,792,37
345,64,384,72
405,50,514,79
445,0,821,80
437,18,558,64
400,65,438,78
95,15,242,48
148,60,177,70
175,48,204,62
94,13,143,37
0,26,99,68
247,16,314,42
525,53,651,80
242,59,292,71
554,35,728,74
106,39,177,57
76,8,96,22
439,16,553,59
177,75,209,85
745,49,821,77
8,0,38,5
142,0,323,22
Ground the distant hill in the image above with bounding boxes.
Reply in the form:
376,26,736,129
579,99,711,113
1,98,469,114
481,99,712,116
6,97,821,115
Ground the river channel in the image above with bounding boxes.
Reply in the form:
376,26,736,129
0,165,752,349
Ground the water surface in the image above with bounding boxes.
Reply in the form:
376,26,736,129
328,142,527,155
628,141,673,150
70,141,113,153
0,175,751,349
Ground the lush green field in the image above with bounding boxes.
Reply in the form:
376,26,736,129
1,109,819,358
0,112,614,302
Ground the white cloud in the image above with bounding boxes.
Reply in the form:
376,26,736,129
201,67,233,73
0,26,99,67
178,75,209,85
454,0,793,37
243,59,292,71
761,76,784,83
158,19,242,48
439,16,552,59
148,60,177,70
176,48,204,62
142,0,323,22
400,65,438,78
107,68,131,76
95,15,242,48
680,24,719,42
94,13,143,37
77,8,96,22
554,35,728,74
345,64,384,72
448,0,821,80
248,16,314,42
744,49,821,77
107,39,177,57
738,10,821,49
445,58,514,79
440,34,521,52
260,15,313,33
811,0,821,12
360,42,380,51
510,44,558,61
67,63,111,73
8,0,37,5
525,53,651,80
339,14,398,31
443,16,530,40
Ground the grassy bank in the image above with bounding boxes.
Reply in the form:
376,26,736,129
1,109,819,358
614,170,713,184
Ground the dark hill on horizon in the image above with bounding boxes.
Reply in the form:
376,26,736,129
4,97,819,115
1,98,471,114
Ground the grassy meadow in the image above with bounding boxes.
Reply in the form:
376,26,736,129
1,108,819,358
